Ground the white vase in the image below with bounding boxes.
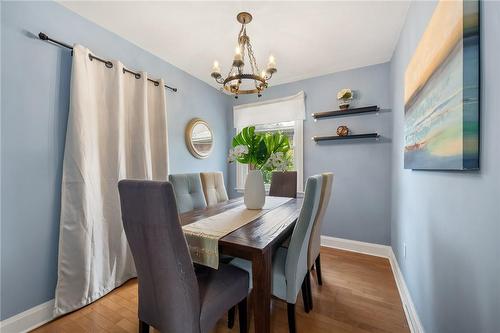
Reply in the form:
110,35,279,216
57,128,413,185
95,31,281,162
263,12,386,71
244,169,266,210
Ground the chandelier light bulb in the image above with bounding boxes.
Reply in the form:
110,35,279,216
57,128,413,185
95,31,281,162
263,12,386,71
234,46,243,62
212,61,221,74
268,55,276,69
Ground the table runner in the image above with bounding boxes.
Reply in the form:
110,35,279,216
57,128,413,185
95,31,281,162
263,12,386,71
182,197,292,269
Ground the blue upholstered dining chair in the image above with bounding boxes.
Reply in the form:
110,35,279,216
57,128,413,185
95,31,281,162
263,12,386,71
307,173,334,285
294,172,335,312
168,173,207,213
230,175,323,333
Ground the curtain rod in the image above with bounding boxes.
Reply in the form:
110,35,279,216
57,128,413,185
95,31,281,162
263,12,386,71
38,32,178,92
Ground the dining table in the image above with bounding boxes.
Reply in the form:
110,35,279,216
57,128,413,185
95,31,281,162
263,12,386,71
180,196,303,333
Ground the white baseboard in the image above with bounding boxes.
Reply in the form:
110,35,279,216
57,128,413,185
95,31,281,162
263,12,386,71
387,249,425,333
320,235,392,258
321,235,424,333
0,299,55,333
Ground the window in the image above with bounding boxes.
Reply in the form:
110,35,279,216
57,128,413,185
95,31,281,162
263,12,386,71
233,92,305,193
255,121,296,185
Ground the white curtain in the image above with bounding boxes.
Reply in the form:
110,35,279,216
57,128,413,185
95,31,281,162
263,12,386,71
233,91,305,128
54,45,169,316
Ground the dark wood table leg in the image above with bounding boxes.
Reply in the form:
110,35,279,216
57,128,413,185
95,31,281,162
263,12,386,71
252,249,272,333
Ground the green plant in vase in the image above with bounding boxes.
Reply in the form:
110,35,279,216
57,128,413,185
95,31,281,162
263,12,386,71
228,126,292,170
228,126,292,209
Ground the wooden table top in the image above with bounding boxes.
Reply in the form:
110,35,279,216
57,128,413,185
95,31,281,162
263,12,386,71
180,197,303,255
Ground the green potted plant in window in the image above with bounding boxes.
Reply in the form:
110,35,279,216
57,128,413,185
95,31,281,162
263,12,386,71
228,126,292,209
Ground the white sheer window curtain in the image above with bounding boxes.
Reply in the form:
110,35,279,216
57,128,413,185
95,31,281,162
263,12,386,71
233,91,305,192
54,45,169,316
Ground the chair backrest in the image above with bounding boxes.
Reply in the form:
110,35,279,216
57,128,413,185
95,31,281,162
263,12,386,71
269,171,297,198
168,173,207,213
308,173,334,268
118,180,201,333
284,175,322,303
200,172,229,207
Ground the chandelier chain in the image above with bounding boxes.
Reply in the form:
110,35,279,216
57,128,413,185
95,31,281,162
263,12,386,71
247,42,260,75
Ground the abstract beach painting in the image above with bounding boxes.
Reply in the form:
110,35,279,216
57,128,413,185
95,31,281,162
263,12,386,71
404,0,479,170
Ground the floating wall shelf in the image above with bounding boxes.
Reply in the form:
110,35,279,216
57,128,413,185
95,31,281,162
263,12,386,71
312,105,379,120
312,133,380,142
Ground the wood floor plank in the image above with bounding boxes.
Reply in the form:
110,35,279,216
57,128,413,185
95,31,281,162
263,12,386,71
32,247,409,333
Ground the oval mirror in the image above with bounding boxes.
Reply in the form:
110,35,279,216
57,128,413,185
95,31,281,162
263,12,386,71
185,118,214,159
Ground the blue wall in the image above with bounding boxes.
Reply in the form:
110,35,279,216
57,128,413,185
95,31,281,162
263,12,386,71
233,63,393,246
390,1,500,332
0,1,232,320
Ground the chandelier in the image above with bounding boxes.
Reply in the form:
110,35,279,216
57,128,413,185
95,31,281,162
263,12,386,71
211,12,277,98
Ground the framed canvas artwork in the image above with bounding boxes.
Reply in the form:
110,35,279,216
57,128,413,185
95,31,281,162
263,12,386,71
404,0,479,170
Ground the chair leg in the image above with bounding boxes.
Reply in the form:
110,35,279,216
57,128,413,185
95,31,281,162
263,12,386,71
301,278,310,313
315,254,323,286
306,271,313,310
238,298,248,333
139,320,149,333
287,303,297,333
228,306,236,329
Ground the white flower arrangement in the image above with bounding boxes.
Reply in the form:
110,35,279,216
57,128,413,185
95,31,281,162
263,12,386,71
227,144,249,162
264,152,289,172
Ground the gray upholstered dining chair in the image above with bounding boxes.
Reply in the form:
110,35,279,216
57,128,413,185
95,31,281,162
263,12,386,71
305,172,334,310
169,173,207,213
230,175,323,333
269,171,298,198
118,180,249,333
200,171,229,207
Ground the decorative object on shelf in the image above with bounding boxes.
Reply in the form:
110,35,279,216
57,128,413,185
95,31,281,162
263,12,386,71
312,133,379,142
228,126,292,209
404,0,479,170
336,125,349,137
312,105,379,120
185,118,213,159
337,88,353,110
211,12,277,99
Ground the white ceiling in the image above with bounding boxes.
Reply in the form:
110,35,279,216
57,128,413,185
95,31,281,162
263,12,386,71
59,1,410,89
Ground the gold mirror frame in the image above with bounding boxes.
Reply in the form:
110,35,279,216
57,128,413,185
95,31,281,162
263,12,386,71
185,118,214,159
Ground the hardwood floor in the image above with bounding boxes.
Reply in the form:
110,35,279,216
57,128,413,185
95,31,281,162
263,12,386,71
32,247,409,333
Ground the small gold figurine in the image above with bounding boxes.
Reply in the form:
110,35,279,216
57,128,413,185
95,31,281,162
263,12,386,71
336,125,349,137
